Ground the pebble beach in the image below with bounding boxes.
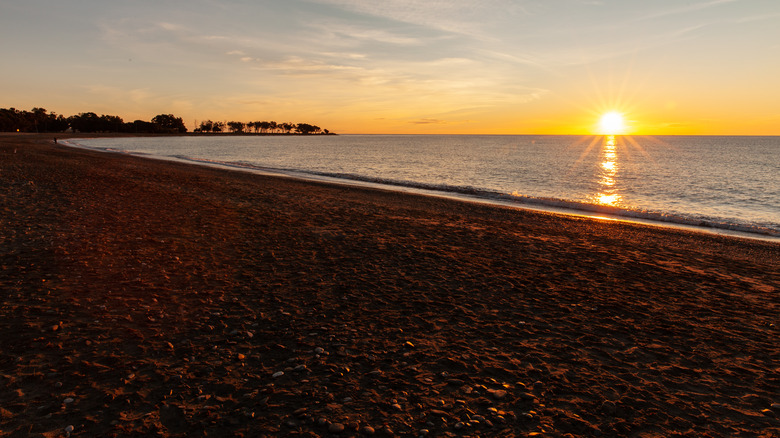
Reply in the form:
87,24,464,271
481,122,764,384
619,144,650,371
1,134,778,437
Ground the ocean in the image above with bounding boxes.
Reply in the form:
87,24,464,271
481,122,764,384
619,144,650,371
66,135,780,240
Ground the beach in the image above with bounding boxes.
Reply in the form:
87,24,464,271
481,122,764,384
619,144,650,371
1,133,778,436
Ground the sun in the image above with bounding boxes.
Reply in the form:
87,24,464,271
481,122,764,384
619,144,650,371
598,111,627,135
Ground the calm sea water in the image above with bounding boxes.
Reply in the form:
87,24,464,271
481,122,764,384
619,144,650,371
69,135,780,239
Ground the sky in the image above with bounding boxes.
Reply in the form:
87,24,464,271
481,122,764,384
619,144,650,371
2,0,779,134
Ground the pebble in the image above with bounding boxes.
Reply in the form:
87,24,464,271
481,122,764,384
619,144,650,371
418,429,429,436
63,398,74,404
317,417,329,427
533,381,544,392
314,347,325,354
391,403,403,411
489,389,507,399
237,353,246,360
772,403,780,411
362,426,375,435
454,422,465,430
64,425,74,433
328,422,345,433
272,371,284,378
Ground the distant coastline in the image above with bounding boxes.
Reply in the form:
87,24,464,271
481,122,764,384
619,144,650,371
187,131,337,136
0,107,334,135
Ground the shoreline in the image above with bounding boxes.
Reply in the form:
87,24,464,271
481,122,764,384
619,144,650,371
62,134,780,243
1,133,779,437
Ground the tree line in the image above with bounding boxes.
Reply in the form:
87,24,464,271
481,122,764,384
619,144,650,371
0,107,332,135
0,108,186,134
195,120,330,135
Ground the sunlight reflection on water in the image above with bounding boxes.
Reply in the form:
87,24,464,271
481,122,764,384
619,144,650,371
593,135,621,206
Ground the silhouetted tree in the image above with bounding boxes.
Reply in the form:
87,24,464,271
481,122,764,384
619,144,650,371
190,118,332,135
130,120,157,133
0,108,26,131
68,112,123,132
69,112,101,132
227,121,245,133
48,113,69,132
0,107,211,134
31,107,47,132
152,114,187,133
103,115,124,132
296,123,320,135
198,120,214,133
0,107,67,132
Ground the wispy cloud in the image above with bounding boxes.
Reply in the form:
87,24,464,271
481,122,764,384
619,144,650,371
631,0,738,22
261,56,365,76
409,118,447,125
10,0,775,133
736,12,780,23
308,21,427,46
77,84,195,120
310,0,528,38
563,22,710,67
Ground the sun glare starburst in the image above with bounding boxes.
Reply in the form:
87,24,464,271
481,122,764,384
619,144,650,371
598,111,627,135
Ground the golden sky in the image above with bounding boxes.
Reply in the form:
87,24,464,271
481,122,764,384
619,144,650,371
2,0,779,134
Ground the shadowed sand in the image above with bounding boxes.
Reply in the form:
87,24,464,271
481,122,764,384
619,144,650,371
1,133,778,437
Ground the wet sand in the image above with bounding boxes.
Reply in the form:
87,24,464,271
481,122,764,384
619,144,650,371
1,133,778,437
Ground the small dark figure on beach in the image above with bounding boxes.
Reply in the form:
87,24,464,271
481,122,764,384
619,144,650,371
53,138,57,144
